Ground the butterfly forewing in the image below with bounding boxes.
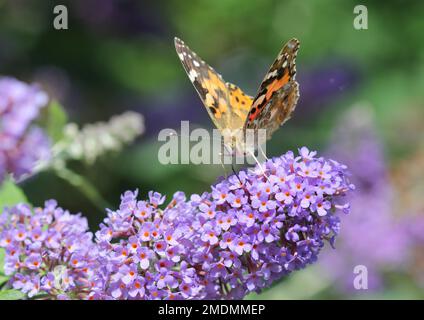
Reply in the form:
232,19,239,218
174,37,253,131
244,38,300,139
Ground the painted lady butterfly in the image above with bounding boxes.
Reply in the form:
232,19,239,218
175,37,300,156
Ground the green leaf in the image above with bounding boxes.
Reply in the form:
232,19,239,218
43,100,68,143
0,248,7,288
0,289,25,300
0,275,8,287
0,180,27,286
0,179,28,212
0,248,5,275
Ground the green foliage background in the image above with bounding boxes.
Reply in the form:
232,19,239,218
0,0,423,299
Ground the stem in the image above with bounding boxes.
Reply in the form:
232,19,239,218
54,166,111,211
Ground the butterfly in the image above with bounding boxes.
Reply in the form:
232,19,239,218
174,37,300,157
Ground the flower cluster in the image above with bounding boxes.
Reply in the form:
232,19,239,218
0,201,97,299
90,147,352,299
0,77,50,183
0,148,353,299
322,106,410,291
91,190,205,299
61,111,145,164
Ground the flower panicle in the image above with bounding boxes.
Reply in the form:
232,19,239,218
90,147,353,300
62,111,145,164
0,200,97,299
0,147,353,299
0,77,51,183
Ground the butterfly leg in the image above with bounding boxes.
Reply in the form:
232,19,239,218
259,144,269,161
248,150,269,181
231,161,244,185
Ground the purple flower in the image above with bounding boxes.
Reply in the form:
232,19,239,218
198,202,217,219
1,148,353,300
0,201,97,299
41,273,55,292
321,106,410,292
227,190,247,208
257,223,275,243
148,191,165,207
88,148,352,300
134,201,152,220
219,232,236,250
153,240,167,254
0,77,51,182
252,195,276,213
120,264,138,285
25,254,42,270
233,235,252,255
139,222,154,241
128,277,145,298
13,227,27,242
134,247,152,270
201,223,220,245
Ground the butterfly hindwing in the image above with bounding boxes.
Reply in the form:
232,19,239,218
175,37,253,131
244,38,300,139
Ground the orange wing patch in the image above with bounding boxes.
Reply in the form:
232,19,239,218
201,70,229,119
175,37,232,129
265,72,290,101
228,83,252,110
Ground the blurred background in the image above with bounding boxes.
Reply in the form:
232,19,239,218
1,0,423,299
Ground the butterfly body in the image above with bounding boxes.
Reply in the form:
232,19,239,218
175,37,299,156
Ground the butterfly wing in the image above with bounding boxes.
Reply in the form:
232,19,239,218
244,38,300,140
175,37,252,131
226,82,253,129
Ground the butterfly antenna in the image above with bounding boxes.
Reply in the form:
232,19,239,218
222,142,244,184
231,162,244,185
231,163,237,177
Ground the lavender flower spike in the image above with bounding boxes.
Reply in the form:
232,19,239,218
0,148,353,299
0,77,51,183
91,147,353,300
0,201,98,299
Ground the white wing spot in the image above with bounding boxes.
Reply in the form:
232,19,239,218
266,70,278,79
188,69,198,81
193,60,200,67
